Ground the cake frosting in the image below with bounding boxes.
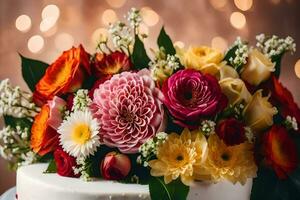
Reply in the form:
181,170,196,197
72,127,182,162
17,164,252,200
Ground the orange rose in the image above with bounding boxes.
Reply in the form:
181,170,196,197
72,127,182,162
91,51,132,78
264,125,298,179
33,45,90,105
31,104,59,156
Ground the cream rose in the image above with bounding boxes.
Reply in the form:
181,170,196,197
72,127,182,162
243,90,277,133
219,78,251,105
177,46,223,71
201,62,239,80
241,49,275,86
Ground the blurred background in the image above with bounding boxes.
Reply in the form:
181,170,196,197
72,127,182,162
0,0,300,194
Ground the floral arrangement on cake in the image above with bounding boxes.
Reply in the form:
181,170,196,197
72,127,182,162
1,8,300,200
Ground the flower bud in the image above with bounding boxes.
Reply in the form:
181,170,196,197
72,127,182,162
100,152,131,180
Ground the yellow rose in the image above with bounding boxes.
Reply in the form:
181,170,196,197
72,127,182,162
201,62,239,80
177,46,223,71
219,78,252,105
243,90,277,133
241,49,275,86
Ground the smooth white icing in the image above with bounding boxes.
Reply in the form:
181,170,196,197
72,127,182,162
17,164,252,200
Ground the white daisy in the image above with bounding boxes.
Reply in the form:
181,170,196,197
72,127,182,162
58,110,100,158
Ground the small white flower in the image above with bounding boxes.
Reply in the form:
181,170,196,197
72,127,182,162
72,89,92,112
245,127,255,143
286,115,298,131
200,120,216,136
58,110,101,158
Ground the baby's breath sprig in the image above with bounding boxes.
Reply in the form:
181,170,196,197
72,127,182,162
138,132,168,167
200,120,216,137
72,89,92,112
227,37,249,71
126,8,142,35
284,115,298,131
0,79,39,120
73,157,92,181
0,125,37,169
149,47,181,83
256,34,296,58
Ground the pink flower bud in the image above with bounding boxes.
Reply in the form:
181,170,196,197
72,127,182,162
100,152,131,180
47,96,66,130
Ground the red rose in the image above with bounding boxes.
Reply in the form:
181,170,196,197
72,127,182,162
33,45,91,106
270,75,300,130
100,152,131,180
216,118,246,146
264,125,298,179
92,51,132,78
54,148,79,177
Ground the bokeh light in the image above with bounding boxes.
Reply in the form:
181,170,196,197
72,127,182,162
174,41,185,49
15,15,32,32
102,9,118,26
27,35,44,53
234,0,253,11
230,12,247,29
295,59,300,79
40,17,57,32
139,24,149,36
211,36,228,52
42,4,60,20
55,33,74,51
209,0,228,10
141,8,159,26
91,28,108,45
270,0,281,5
105,0,126,8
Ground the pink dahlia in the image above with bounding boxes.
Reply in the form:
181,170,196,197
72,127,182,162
162,69,227,127
91,69,165,153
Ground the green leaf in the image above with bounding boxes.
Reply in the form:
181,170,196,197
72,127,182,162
20,54,49,92
223,45,238,64
149,177,189,200
3,115,32,128
271,53,284,78
157,27,176,56
131,35,151,70
44,159,57,173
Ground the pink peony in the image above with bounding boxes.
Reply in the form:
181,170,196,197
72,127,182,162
91,69,165,153
162,69,227,127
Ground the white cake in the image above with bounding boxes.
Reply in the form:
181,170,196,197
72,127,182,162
17,164,252,200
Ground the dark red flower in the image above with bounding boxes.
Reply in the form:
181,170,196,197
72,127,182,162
100,152,131,180
92,51,132,79
269,75,300,131
162,69,227,128
216,118,246,146
54,148,79,178
264,125,298,179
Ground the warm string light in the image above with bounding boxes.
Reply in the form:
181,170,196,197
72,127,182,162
234,0,253,11
139,24,149,35
211,36,228,52
102,9,118,26
174,41,185,49
105,0,126,8
91,28,108,45
270,0,281,4
40,4,60,32
209,0,228,10
141,7,159,26
55,33,74,51
230,12,246,29
15,15,32,32
27,35,44,53
295,59,300,79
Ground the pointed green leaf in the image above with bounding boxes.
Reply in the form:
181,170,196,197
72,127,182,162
44,159,57,173
131,35,151,70
271,53,284,78
20,54,49,92
3,115,32,128
157,27,176,55
149,177,189,200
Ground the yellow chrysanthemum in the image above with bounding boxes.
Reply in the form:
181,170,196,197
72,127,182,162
202,134,257,185
148,129,208,186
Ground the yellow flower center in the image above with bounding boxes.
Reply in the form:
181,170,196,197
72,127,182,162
71,123,91,144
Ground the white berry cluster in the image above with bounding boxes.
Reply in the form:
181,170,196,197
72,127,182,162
126,8,142,31
285,115,298,131
200,120,216,136
138,132,168,167
228,37,249,69
108,21,134,52
0,79,39,120
256,34,296,58
150,48,180,82
73,157,91,181
0,125,36,169
72,89,92,112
